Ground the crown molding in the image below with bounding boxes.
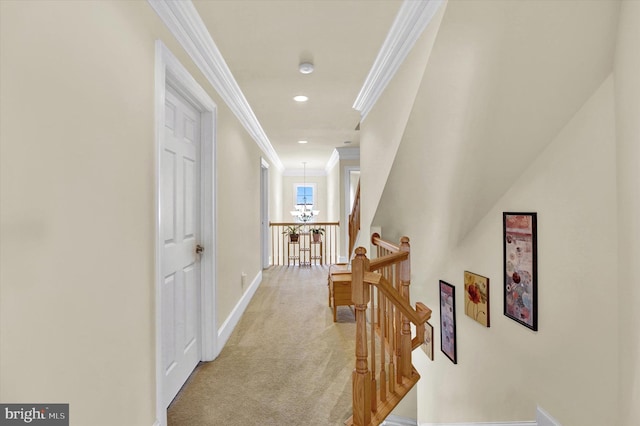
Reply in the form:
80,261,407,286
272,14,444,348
325,149,341,172
148,0,285,171
325,147,360,172
283,168,326,177
336,146,360,160
353,0,445,121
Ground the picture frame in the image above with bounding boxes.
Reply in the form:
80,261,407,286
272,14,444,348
464,271,490,327
503,212,538,331
421,322,434,361
439,280,457,364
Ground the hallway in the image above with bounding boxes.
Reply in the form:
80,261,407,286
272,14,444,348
168,266,356,425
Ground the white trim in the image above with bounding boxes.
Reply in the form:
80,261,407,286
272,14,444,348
421,422,536,426
284,168,326,177
154,40,218,426
343,165,360,259
336,146,360,160
536,406,561,426
325,147,360,173
353,0,445,120
325,149,341,173
382,414,418,425
260,158,270,269
147,0,284,172
217,271,263,350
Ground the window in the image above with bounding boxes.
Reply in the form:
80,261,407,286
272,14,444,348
296,185,314,206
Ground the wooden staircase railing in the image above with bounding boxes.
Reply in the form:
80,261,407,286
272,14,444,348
345,233,432,426
348,180,361,258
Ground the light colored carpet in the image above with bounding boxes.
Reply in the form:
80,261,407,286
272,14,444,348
167,265,356,426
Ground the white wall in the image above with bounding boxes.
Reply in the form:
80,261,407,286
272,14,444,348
412,76,618,425
0,2,265,424
614,2,640,425
281,173,328,223
363,1,622,424
359,2,446,252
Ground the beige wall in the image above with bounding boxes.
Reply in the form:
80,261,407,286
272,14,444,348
326,159,341,222
365,0,624,424
615,2,640,425
269,163,284,223
358,2,446,252
281,173,328,223
402,77,616,424
0,1,264,424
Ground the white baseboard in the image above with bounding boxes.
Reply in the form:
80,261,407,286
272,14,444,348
536,406,561,426
421,422,536,426
383,414,418,425
419,406,553,426
216,270,262,354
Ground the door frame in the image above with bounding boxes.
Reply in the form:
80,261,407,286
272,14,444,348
260,158,270,268
342,166,360,262
154,40,217,426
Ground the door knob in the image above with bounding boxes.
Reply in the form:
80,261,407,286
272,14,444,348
196,244,204,254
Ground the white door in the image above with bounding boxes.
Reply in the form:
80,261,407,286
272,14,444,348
161,85,202,407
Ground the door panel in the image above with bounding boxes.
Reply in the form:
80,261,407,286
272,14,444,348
161,85,202,407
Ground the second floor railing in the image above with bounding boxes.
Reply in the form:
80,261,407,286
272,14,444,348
269,222,340,266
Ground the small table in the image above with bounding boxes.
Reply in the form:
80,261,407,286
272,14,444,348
328,269,353,322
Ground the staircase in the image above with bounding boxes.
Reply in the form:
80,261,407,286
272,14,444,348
331,233,432,426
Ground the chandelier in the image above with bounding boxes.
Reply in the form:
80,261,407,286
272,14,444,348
290,162,319,223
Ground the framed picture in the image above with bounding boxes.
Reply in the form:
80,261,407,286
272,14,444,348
464,271,490,327
439,280,457,364
503,212,538,331
421,322,434,361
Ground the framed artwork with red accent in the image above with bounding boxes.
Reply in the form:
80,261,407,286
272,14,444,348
503,212,538,331
464,271,490,327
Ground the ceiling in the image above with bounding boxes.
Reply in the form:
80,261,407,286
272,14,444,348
192,0,403,172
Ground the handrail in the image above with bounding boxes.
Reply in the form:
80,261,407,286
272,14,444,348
345,234,432,426
368,251,408,272
364,272,430,326
370,232,400,253
348,180,361,258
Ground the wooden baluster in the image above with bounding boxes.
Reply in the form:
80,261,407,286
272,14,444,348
393,263,402,385
388,300,395,394
352,247,371,426
399,237,412,380
379,292,387,403
370,284,377,413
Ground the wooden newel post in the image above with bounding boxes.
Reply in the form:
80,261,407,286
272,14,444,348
399,237,412,381
352,247,371,426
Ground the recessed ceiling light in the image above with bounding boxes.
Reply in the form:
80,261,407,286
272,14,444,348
293,95,308,102
299,62,314,74
298,140,308,144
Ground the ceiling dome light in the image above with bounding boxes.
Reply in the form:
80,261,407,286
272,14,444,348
298,140,308,144
299,62,314,74
293,95,308,102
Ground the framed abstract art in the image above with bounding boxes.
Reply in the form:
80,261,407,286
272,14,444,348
439,280,457,364
503,212,538,331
